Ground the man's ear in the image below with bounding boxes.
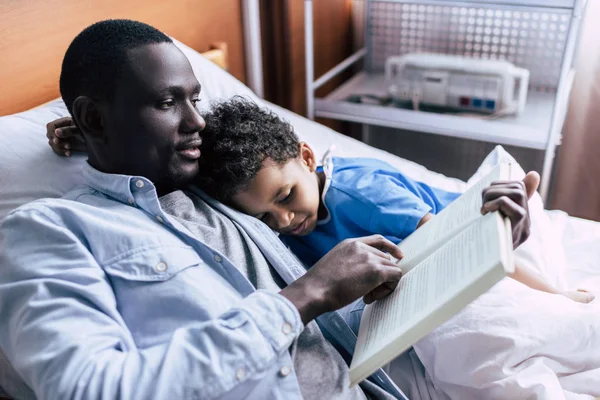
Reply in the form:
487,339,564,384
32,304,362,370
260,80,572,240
298,142,317,172
71,96,105,141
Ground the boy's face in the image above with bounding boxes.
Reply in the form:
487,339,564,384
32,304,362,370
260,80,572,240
230,142,323,236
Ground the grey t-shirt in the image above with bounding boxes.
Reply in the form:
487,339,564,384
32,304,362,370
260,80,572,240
160,190,394,400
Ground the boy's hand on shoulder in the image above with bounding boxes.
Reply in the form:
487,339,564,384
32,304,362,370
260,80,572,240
281,235,403,325
481,171,540,249
46,117,86,157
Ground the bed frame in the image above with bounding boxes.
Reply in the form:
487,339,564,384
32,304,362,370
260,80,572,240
202,42,229,72
0,0,245,117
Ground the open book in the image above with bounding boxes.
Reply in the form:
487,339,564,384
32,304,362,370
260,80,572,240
350,163,519,386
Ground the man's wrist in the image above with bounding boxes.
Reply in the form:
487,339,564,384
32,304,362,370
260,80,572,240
280,276,328,325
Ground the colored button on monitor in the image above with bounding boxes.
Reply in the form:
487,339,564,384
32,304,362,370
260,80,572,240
471,98,483,108
485,99,496,110
459,97,470,106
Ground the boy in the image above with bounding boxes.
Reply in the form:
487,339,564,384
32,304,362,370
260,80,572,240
196,96,594,304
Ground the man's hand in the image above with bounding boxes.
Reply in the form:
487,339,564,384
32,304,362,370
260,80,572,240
46,117,86,157
280,235,404,325
481,171,540,249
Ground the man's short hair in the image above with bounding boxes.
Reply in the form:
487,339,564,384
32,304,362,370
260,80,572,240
59,19,172,115
195,96,300,202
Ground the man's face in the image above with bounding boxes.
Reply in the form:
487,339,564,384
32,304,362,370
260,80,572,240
231,157,322,236
102,43,205,190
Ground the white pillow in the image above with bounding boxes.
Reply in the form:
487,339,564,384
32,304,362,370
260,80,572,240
0,99,86,221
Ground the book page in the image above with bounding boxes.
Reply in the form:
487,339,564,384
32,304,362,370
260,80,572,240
351,212,511,385
396,163,509,272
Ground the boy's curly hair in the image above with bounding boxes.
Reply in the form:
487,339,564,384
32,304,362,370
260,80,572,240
195,96,300,202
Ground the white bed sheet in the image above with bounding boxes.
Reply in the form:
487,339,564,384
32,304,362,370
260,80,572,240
553,211,600,290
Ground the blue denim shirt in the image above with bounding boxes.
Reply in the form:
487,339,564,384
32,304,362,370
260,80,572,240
0,163,406,400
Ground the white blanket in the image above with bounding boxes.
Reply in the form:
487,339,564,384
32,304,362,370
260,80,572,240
414,276,600,399
412,149,600,399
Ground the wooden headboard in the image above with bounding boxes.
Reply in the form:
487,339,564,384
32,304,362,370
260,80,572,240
0,0,246,116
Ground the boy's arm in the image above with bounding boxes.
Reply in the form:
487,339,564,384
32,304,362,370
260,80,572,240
509,263,559,294
509,264,595,303
416,212,434,228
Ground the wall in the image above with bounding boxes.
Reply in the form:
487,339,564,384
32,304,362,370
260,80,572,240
0,0,247,116
260,0,357,129
548,1,600,220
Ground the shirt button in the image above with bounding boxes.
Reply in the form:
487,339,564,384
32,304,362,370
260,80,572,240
156,215,164,224
235,367,246,381
127,198,135,205
279,365,291,377
155,262,168,272
214,254,223,263
135,179,145,188
282,322,292,334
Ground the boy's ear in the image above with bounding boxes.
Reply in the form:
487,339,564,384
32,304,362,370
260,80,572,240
298,141,317,172
71,96,106,142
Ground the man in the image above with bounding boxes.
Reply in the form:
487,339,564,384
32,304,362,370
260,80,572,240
0,20,537,400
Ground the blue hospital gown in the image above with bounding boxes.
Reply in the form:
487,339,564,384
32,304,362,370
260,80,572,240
281,157,460,266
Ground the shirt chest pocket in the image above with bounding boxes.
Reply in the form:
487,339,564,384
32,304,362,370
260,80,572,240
102,246,207,344
102,246,206,333
103,245,202,282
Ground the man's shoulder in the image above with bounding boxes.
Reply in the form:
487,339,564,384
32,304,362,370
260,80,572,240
5,185,115,223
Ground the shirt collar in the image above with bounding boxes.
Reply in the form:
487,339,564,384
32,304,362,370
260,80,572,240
317,151,335,225
82,162,158,206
